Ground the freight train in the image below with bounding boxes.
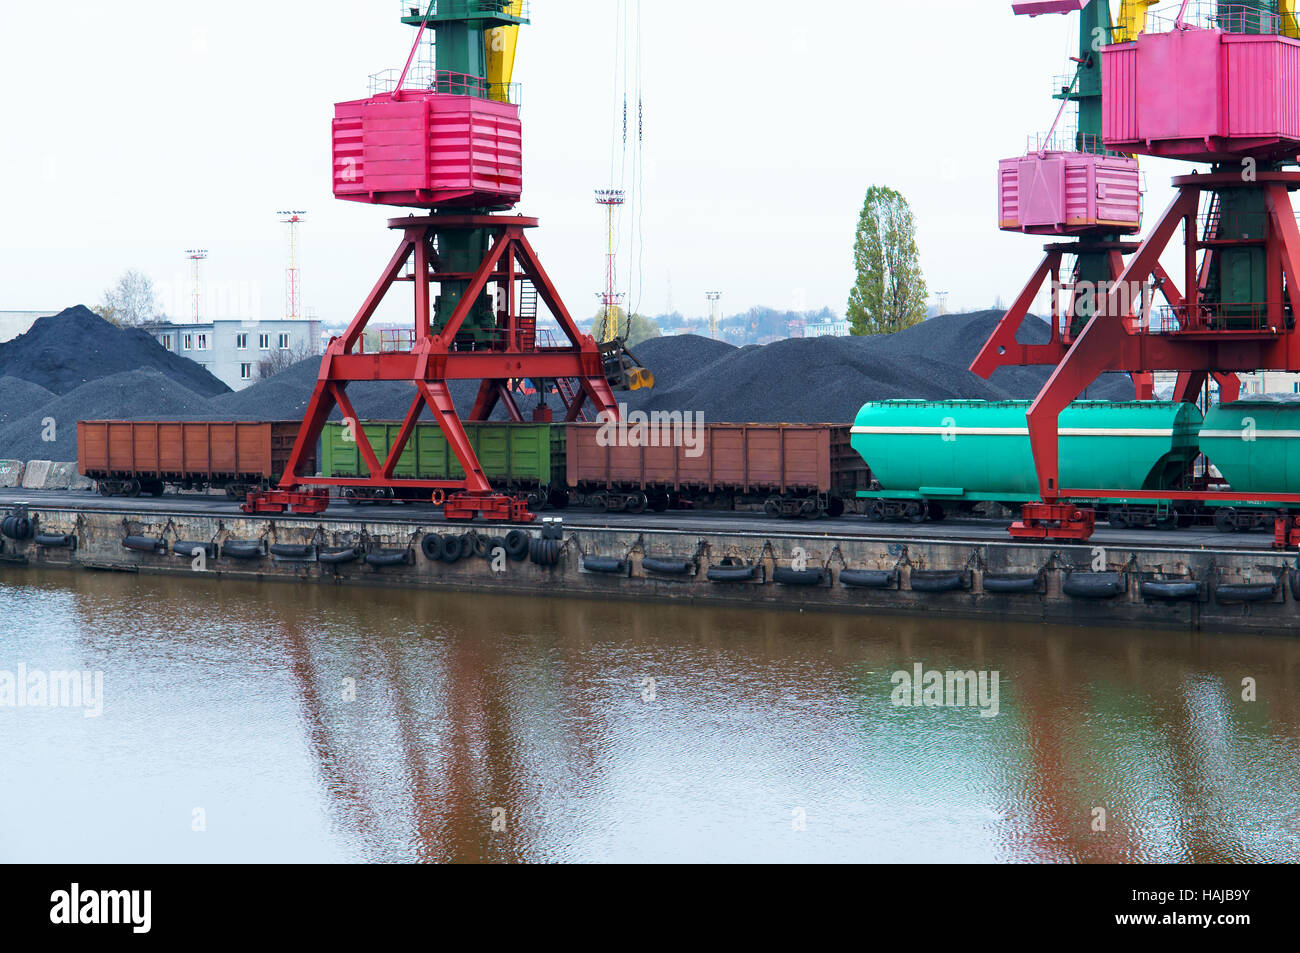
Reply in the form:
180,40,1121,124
76,399,1297,533
852,399,1300,533
78,419,871,518
78,421,308,499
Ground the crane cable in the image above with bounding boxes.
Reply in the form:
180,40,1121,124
605,0,644,338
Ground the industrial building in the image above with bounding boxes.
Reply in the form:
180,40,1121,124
144,318,321,391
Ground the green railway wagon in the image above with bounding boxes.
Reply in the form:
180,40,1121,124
1200,400,1300,531
321,421,566,504
850,400,1203,524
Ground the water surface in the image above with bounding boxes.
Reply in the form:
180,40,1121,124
1,569,1296,862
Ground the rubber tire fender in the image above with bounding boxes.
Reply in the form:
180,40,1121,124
981,574,1041,595
504,530,530,561
123,536,165,554
773,567,825,587
1141,580,1200,602
441,534,466,563
583,556,627,575
221,540,264,560
642,557,694,576
840,569,897,590
1063,572,1127,599
318,548,361,566
909,571,969,593
421,534,446,563
1215,582,1278,604
34,534,75,549
706,564,758,583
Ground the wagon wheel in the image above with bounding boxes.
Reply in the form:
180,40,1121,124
926,502,946,523
1213,508,1239,534
1107,507,1129,530
591,493,609,514
627,492,648,515
764,499,781,518
123,479,142,498
867,501,886,522
905,502,927,524
98,483,114,497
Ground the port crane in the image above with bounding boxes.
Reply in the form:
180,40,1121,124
250,1,636,520
973,0,1300,539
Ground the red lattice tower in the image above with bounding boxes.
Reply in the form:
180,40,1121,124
251,2,618,521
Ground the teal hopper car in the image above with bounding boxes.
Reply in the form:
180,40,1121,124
851,401,1204,527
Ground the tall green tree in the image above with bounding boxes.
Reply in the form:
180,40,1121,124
846,186,928,336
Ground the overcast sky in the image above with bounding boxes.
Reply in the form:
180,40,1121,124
0,1,1196,324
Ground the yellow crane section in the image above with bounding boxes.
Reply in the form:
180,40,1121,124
1113,0,1158,43
484,1,524,101
1283,1,1300,40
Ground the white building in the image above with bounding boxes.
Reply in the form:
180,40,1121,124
806,319,851,337
0,311,58,344
145,318,322,391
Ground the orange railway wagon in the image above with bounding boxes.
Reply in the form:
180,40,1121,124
565,422,869,518
78,421,310,499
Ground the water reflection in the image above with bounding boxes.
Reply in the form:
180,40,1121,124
0,569,1296,862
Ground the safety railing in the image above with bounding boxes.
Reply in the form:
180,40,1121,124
1189,210,1269,240
1147,302,1284,333
1025,130,1109,155
398,0,530,22
369,66,521,104
1146,2,1286,36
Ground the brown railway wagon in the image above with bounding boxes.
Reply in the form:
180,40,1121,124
565,422,870,517
78,421,310,498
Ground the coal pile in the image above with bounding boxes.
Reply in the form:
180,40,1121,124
622,312,1135,423
0,377,57,430
210,358,505,421
0,305,1142,465
0,370,222,462
0,305,231,397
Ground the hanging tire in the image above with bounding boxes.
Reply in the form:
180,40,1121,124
442,534,466,563
504,530,529,561
840,569,897,590
642,557,694,576
471,534,490,558
421,534,446,562
221,540,264,561
773,567,825,587
318,547,361,565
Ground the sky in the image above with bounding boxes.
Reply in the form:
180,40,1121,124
0,0,1197,325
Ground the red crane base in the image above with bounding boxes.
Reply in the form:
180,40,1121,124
247,212,619,519
1274,516,1300,551
1008,503,1097,542
241,488,331,516
445,492,536,523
